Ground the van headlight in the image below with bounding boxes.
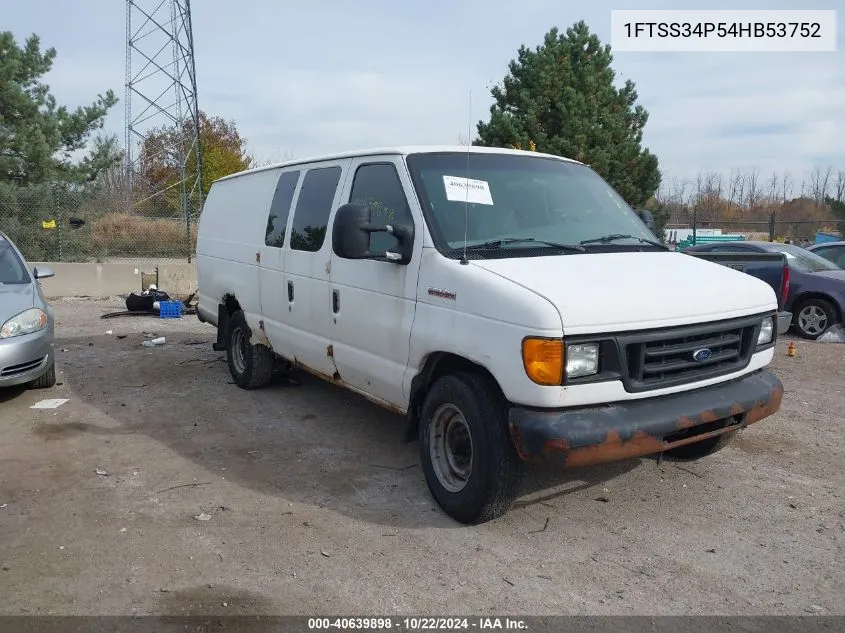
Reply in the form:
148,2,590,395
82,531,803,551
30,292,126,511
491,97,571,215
0,308,48,339
566,343,599,378
757,317,774,346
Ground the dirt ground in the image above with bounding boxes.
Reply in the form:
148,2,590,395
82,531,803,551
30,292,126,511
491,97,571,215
0,298,843,616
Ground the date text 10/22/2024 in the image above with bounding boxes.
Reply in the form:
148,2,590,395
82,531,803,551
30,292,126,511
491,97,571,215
308,617,528,630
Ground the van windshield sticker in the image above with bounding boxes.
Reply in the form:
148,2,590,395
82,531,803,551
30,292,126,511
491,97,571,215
443,175,494,206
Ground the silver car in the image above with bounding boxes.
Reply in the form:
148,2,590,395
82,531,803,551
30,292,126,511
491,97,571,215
0,231,57,389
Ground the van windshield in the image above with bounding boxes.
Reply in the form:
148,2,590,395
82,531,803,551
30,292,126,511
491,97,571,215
405,151,658,259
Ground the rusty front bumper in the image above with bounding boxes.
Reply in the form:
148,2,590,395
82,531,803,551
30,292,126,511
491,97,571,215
508,369,783,468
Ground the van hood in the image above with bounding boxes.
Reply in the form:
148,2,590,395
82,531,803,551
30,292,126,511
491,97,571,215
471,251,777,335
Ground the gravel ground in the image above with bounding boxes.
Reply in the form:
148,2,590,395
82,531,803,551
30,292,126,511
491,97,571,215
0,298,843,616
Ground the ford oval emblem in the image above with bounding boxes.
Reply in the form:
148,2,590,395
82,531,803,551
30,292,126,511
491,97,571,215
692,348,713,362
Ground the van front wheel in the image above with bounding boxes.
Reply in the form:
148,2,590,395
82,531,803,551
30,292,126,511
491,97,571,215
419,372,522,524
225,310,274,389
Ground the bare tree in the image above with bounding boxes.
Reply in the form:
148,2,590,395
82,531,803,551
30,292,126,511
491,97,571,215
781,171,793,202
254,148,295,166
745,168,760,208
727,169,743,207
833,169,845,203
766,170,779,203
735,169,747,211
810,165,833,203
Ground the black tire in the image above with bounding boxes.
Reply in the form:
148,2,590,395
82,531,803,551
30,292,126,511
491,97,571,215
664,430,736,460
28,359,56,389
419,371,522,524
225,310,274,389
792,297,838,340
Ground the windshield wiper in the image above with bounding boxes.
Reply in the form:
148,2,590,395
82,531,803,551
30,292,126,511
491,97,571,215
463,237,585,252
579,233,667,249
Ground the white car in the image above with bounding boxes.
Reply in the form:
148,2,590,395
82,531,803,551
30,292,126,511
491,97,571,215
195,146,784,524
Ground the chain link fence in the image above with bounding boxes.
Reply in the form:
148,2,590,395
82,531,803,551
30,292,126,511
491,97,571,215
0,182,198,263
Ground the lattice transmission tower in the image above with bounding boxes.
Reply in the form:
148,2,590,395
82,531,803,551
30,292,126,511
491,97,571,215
124,0,204,257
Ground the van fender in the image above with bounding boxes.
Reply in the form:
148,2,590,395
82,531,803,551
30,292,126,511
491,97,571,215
403,351,502,443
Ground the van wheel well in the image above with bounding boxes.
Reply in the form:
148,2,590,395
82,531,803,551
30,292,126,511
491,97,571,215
404,353,503,443
214,294,243,351
223,294,241,316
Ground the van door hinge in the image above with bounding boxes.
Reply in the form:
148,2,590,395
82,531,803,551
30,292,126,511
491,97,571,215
256,252,261,263
326,344,334,357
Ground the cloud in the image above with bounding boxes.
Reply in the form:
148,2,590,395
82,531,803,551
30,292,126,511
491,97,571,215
3,0,844,186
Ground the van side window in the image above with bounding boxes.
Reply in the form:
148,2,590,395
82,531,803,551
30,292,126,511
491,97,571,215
348,163,413,254
264,170,300,248
290,166,342,252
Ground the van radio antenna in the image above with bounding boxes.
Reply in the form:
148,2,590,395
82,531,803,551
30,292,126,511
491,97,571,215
460,90,472,266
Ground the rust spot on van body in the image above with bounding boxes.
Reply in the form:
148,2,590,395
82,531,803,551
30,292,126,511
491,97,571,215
248,320,272,350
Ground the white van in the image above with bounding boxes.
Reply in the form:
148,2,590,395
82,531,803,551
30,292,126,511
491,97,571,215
196,146,784,524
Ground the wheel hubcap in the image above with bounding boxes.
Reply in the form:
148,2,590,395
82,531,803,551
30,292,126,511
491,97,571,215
231,327,247,374
798,305,828,336
429,403,473,493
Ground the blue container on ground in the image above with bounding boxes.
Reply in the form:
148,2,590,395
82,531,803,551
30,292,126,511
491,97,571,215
815,231,840,245
158,300,183,319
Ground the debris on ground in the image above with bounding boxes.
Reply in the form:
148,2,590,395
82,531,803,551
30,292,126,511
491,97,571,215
30,399,69,410
101,288,197,319
141,337,166,347
95,468,109,476
194,512,212,521
818,324,845,343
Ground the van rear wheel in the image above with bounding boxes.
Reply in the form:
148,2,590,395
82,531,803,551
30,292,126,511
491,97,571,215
419,371,522,524
225,310,274,389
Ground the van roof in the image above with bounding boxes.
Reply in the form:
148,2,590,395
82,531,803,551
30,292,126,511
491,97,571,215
214,145,583,183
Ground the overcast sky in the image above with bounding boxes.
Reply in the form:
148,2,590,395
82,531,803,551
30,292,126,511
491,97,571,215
5,0,844,189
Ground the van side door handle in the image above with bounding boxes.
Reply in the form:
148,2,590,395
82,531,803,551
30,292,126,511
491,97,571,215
287,281,294,302
332,289,340,313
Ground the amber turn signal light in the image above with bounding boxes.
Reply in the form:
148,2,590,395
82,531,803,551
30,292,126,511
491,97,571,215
521,338,564,386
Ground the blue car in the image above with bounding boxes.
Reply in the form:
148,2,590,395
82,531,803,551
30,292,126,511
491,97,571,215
685,240,845,340
0,231,57,389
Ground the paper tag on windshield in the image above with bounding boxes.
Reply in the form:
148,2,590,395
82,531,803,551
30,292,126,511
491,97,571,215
443,175,494,205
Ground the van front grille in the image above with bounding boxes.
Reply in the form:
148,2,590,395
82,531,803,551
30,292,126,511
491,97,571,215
618,315,763,392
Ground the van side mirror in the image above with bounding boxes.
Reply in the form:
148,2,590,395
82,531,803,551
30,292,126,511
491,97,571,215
636,209,657,236
332,203,414,265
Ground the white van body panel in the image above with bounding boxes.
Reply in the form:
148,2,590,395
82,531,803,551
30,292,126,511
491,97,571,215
281,158,352,378
403,246,564,408
257,167,302,360
328,155,423,407
196,166,280,333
